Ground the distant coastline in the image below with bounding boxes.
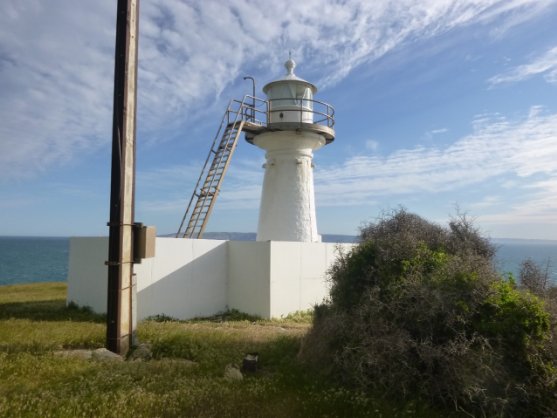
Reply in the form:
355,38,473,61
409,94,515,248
491,237,557,245
2,234,555,243
182,232,359,243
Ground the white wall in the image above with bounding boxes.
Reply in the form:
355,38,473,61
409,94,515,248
228,241,271,317
268,242,352,317
136,238,228,319
67,237,354,320
67,237,108,314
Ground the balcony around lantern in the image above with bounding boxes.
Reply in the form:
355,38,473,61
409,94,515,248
227,95,335,144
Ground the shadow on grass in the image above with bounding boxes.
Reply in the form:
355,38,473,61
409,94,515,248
0,299,106,322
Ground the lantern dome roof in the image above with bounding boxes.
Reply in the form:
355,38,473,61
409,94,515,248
262,56,317,94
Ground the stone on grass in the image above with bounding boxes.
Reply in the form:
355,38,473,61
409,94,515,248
224,364,243,381
53,349,93,360
92,348,124,362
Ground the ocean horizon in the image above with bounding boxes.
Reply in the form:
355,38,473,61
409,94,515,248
0,235,556,286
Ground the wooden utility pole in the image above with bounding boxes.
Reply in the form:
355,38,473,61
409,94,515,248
106,0,140,355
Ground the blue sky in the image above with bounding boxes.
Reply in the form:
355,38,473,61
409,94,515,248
1,0,557,239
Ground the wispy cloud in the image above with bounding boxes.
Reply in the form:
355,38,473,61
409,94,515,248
0,0,551,180
0,1,115,180
315,108,557,207
423,128,449,142
138,157,263,213
489,45,557,85
469,195,502,210
478,176,557,229
428,128,449,135
365,139,380,152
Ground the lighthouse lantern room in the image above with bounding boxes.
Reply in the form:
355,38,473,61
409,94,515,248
263,58,316,124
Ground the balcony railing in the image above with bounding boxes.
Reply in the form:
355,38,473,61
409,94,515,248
227,95,335,130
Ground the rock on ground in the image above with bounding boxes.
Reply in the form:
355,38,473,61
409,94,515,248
92,348,124,362
224,364,243,381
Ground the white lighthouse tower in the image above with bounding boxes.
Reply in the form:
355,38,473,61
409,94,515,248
245,57,335,242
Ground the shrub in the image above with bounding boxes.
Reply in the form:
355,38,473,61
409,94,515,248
301,209,557,417
519,257,550,296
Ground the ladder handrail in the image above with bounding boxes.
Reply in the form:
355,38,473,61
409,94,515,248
177,96,253,238
194,97,251,237
176,99,234,238
229,95,268,126
187,124,238,237
193,98,249,222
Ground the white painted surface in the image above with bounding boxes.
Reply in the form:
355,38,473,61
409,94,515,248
67,237,354,320
67,237,228,320
67,237,109,313
267,242,354,317
228,241,271,317
254,130,325,242
137,238,228,320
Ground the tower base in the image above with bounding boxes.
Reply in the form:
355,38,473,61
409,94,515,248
67,237,355,319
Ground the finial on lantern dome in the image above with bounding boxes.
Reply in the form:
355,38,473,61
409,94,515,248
284,52,296,76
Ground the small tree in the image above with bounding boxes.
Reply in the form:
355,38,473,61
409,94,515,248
519,257,550,296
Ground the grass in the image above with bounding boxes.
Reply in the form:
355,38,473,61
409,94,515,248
0,282,455,418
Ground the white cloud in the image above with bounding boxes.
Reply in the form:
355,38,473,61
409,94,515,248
365,139,379,151
138,157,263,213
0,0,551,181
314,108,557,209
478,176,557,227
428,128,449,135
486,0,556,38
423,128,449,141
469,195,501,210
489,45,557,85
0,1,115,180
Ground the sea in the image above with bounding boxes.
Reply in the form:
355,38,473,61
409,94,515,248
0,236,556,286
0,237,70,286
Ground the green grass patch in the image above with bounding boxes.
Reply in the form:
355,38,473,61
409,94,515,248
0,282,105,322
0,282,452,417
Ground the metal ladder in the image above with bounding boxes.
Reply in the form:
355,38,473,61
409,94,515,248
176,101,249,238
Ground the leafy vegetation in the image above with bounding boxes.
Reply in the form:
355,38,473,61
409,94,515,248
301,209,557,417
0,282,447,417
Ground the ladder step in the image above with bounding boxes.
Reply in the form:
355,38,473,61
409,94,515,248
177,113,245,238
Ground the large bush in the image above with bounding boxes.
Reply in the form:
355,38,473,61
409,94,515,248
302,209,557,417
